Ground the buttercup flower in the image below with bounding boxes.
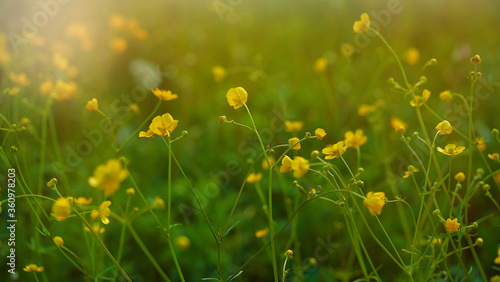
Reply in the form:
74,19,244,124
53,80,78,101
445,218,460,232
391,117,407,133
262,156,275,170
175,236,191,250
109,14,127,30
126,188,136,195
212,66,227,82
435,120,453,135
52,198,72,221
495,248,500,264
98,201,112,224
280,155,293,173
314,57,328,73
255,228,269,238
8,87,20,95
488,153,499,161
246,173,263,184
23,264,44,272
152,88,178,101
344,129,367,148
226,87,248,109
405,48,420,65
53,236,64,247
363,192,386,216
291,157,309,178
410,89,430,107
285,121,304,132
315,128,327,140
109,37,127,53
322,141,348,160
88,159,128,196
455,172,465,181
437,144,465,156
289,137,301,150
139,113,179,138
403,165,419,179
86,98,98,111
74,197,93,205
285,249,294,259
353,13,370,33
9,72,29,85
153,196,165,210
358,104,376,116
341,43,355,58
39,79,53,96
471,54,481,64
439,90,452,103
475,137,486,151
53,53,68,70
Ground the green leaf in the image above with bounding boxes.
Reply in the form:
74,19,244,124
224,220,241,237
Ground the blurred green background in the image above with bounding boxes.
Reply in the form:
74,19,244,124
1,0,500,281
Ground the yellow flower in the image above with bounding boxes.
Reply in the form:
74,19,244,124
495,248,500,264
315,128,327,140
405,48,420,65
86,98,98,112
74,197,93,205
285,121,304,132
175,236,191,250
488,153,499,161
109,37,127,53
410,89,430,107
98,201,112,224
152,88,178,101
39,79,53,96
255,228,269,238
340,43,355,58
88,159,128,196
435,120,452,135
391,117,407,133
90,210,99,220
53,53,68,70
363,192,386,216
445,218,460,232
291,157,309,178
437,144,465,156
52,198,72,221
128,104,139,114
353,13,370,33
153,196,165,210
322,141,348,160
439,90,452,103
314,57,328,73
226,87,248,109
470,54,481,64
23,264,44,272
84,223,105,234
53,80,78,101
431,238,442,248
212,66,227,82
289,137,301,150
344,129,367,148
20,117,30,126
8,87,20,96
126,188,136,195
280,155,293,173
140,113,179,138
475,137,486,151
9,72,29,85
455,172,465,181
53,236,64,247
403,165,419,179
285,249,293,259
262,156,276,170
358,104,376,116
246,173,263,184
108,14,127,30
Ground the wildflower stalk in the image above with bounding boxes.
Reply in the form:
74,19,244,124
117,100,162,152
243,102,279,282
281,256,289,282
464,64,478,225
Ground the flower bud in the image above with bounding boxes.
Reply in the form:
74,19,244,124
492,128,499,138
472,222,478,229
219,116,227,123
284,249,293,259
470,54,481,64
311,150,320,158
476,238,483,247
433,209,440,215
47,178,58,188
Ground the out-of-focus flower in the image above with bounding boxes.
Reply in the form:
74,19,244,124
495,248,500,264
98,201,112,224
8,87,20,96
262,156,275,170
108,14,127,30
285,121,304,132
88,159,128,196
23,264,44,272
20,117,30,127
212,66,227,82
126,188,135,195
435,120,453,135
445,218,460,232
439,90,452,102
246,173,263,184
403,165,419,179
109,37,127,53
363,192,386,216
128,104,139,114
153,196,165,210
322,141,348,160
315,128,327,140
86,98,98,112
226,87,248,109
52,80,78,101
437,144,465,156
280,156,293,173
475,137,486,151
341,43,355,58
344,129,367,148
455,172,465,181
152,88,178,101
9,72,29,85
391,117,408,133
53,236,64,247
53,53,68,70
410,89,430,107
405,48,420,65
289,137,301,150
255,228,269,238
353,13,370,33
39,79,53,96
358,104,376,116
74,197,93,205
175,236,191,250
291,157,309,178
314,57,328,73
488,153,499,161
52,198,72,221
